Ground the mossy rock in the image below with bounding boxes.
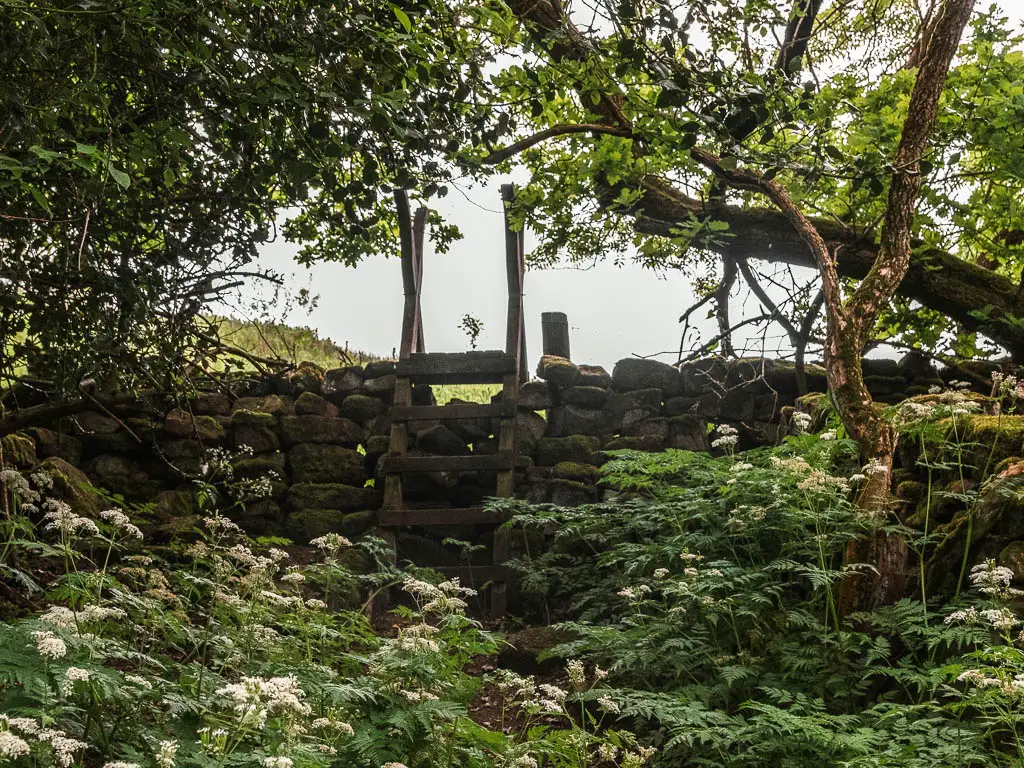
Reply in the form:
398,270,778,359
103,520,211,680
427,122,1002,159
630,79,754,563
337,546,375,574
24,427,83,464
286,482,379,512
234,452,287,478
1000,541,1024,582
38,457,103,515
232,394,292,415
536,355,580,389
1,433,36,469
294,391,338,417
231,409,278,428
341,509,376,538
288,508,348,542
339,394,386,423
897,481,927,505
165,410,225,442
537,435,600,466
153,489,197,520
604,434,666,452
551,461,600,484
286,362,325,395
612,358,683,396
288,443,367,485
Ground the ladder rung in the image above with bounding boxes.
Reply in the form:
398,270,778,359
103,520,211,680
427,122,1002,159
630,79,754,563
378,506,511,526
436,564,512,583
391,402,515,421
397,352,517,384
382,453,516,473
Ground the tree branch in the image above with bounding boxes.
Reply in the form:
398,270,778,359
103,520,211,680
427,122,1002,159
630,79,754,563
485,124,633,164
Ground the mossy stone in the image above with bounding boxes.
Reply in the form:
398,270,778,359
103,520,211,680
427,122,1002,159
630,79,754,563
537,435,600,466
23,427,83,464
341,509,376,538
536,355,580,389
897,481,926,505
999,541,1024,582
234,452,287,478
286,482,378,512
39,456,102,515
165,410,226,442
294,391,338,417
340,394,386,423
231,409,278,428
551,461,600,484
1,434,36,469
289,508,348,542
338,546,375,574
288,443,367,485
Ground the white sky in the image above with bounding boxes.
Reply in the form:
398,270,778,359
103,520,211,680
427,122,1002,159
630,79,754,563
242,4,1024,371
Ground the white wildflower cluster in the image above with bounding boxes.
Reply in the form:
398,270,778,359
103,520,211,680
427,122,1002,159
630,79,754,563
236,473,278,502
944,607,980,625
60,666,91,696
31,630,67,659
653,567,670,579
0,469,40,510
156,740,178,768
215,674,311,729
566,659,586,690
679,550,704,563
769,455,812,474
957,669,1024,697
0,716,86,767
40,603,125,631
992,370,1022,400
790,411,812,434
710,423,739,449
981,607,1018,631
730,462,753,472
863,458,889,477
616,584,651,601
819,430,837,441
621,746,658,768
99,508,144,540
202,513,243,537
310,532,352,558
796,469,850,494
198,446,241,479
970,559,1016,597
502,755,539,768
401,576,476,615
263,758,293,768
103,761,141,768
597,695,620,714
42,499,99,538
393,623,442,655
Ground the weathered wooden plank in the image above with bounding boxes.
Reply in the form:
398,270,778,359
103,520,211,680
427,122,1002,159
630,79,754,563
396,352,517,383
378,506,511,527
381,453,515,473
390,402,514,422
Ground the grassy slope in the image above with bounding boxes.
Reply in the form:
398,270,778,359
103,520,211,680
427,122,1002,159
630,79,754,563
214,316,497,404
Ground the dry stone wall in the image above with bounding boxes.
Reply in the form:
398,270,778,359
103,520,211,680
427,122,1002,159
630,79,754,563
0,352,960,548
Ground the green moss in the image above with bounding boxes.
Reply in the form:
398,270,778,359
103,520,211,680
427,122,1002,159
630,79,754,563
551,461,600,484
231,409,278,428
289,508,348,541
1,433,37,469
537,435,600,466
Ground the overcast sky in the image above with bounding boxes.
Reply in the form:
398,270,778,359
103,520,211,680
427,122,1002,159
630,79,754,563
242,5,1024,372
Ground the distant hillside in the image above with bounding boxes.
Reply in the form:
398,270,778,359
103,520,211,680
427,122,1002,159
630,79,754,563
208,316,380,370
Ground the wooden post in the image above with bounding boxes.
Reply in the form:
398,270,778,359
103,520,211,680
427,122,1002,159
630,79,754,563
541,312,570,360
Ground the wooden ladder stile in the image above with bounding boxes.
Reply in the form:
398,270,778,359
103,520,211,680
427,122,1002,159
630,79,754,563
374,185,526,620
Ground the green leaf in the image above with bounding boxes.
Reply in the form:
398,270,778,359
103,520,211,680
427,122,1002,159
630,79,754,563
28,185,51,214
108,165,130,189
391,5,412,33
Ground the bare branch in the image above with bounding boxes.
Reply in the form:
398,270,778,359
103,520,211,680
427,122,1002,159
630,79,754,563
484,124,633,165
